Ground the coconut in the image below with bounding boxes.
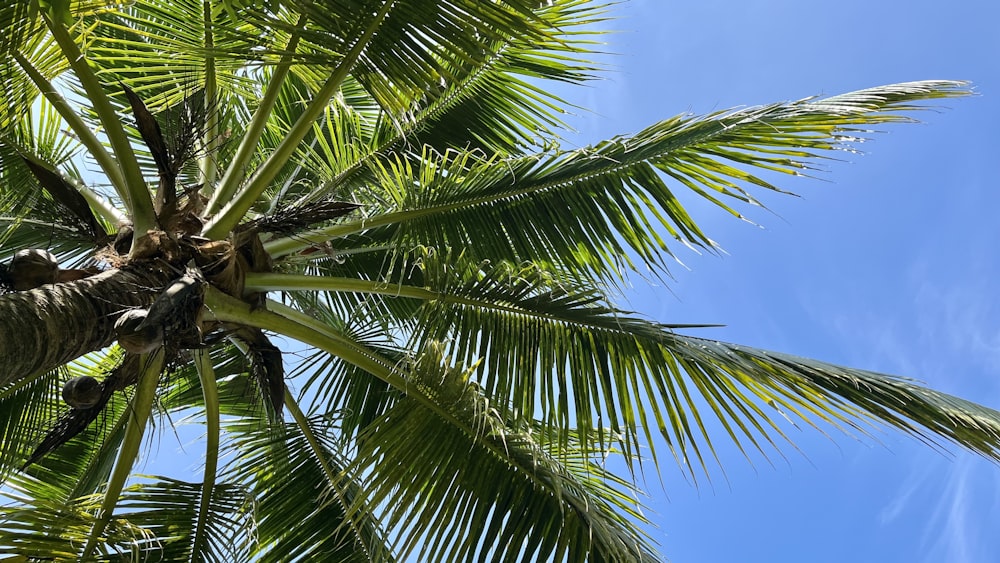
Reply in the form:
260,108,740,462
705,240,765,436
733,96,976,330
62,376,102,409
114,308,164,354
8,249,59,290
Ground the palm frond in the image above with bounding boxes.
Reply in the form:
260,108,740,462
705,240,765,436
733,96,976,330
159,342,269,421
665,335,1000,463
87,0,260,107
0,369,63,482
203,0,586,236
244,249,1000,481
265,81,970,284
111,476,254,562
18,350,133,499
347,343,657,562
0,472,153,560
42,11,158,236
0,94,117,254
0,472,253,560
0,3,39,58
289,0,606,207
226,414,394,561
253,0,556,117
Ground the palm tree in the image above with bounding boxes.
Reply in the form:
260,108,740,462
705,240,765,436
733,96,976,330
0,0,997,560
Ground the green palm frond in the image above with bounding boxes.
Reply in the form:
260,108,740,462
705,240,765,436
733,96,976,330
255,0,555,116
109,476,254,562
389,0,605,153
0,369,63,482
347,343,657,562
0,3,38,58
265,81,970,283
0,472,253,560
0,95,124,252
87,0,259,107
226,413,394,561
0,472,153,560
159,343,269,420
245,254,1000,481
664,336,1000,464
203,0,594,235
0,94,115,251
288,0,605,207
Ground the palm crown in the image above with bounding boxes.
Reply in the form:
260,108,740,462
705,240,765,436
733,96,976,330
0,1,998,561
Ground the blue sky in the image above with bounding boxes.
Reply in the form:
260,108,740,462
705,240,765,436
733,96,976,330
550,1,1000,561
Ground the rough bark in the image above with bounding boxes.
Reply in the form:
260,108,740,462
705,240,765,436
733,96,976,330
0,267,172,387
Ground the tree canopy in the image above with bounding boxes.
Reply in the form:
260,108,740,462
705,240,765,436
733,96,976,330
0,1,997,561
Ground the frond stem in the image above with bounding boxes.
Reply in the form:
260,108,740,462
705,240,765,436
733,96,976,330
206,13,306,211
191,350,219,559
43,16,157,244
283,389,374,559
82,350,165,559
202,288,602,528
203,1,397,238
199,1,219,188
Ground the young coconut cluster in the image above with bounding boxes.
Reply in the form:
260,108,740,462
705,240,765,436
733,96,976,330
0,250,115,411
24,226,272,465
16,75,364,468
0,249,95,291
16,81,308,465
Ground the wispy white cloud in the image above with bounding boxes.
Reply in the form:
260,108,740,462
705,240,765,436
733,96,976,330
879,461,933,525
919,457,981,563
908,259,1000,376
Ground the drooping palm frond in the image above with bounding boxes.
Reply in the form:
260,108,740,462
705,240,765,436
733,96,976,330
13,350,131,498
0,368,63,482
243,246,1000,482
278,290,407,440
107,476,255,562
343,343,658,562
663,336,1000,463
0,471,154,560
225,411,395,561
0,94,117,258
0,471,253,561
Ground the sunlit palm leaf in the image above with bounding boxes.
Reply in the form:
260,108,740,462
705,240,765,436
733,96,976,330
111,476,254,562
266,81,970,283
87,0,259,107
347,344,658,562
226,415,394,561
0,473,152,560
289,0,605,207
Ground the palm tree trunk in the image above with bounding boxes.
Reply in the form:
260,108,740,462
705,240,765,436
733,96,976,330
0,267,170,386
